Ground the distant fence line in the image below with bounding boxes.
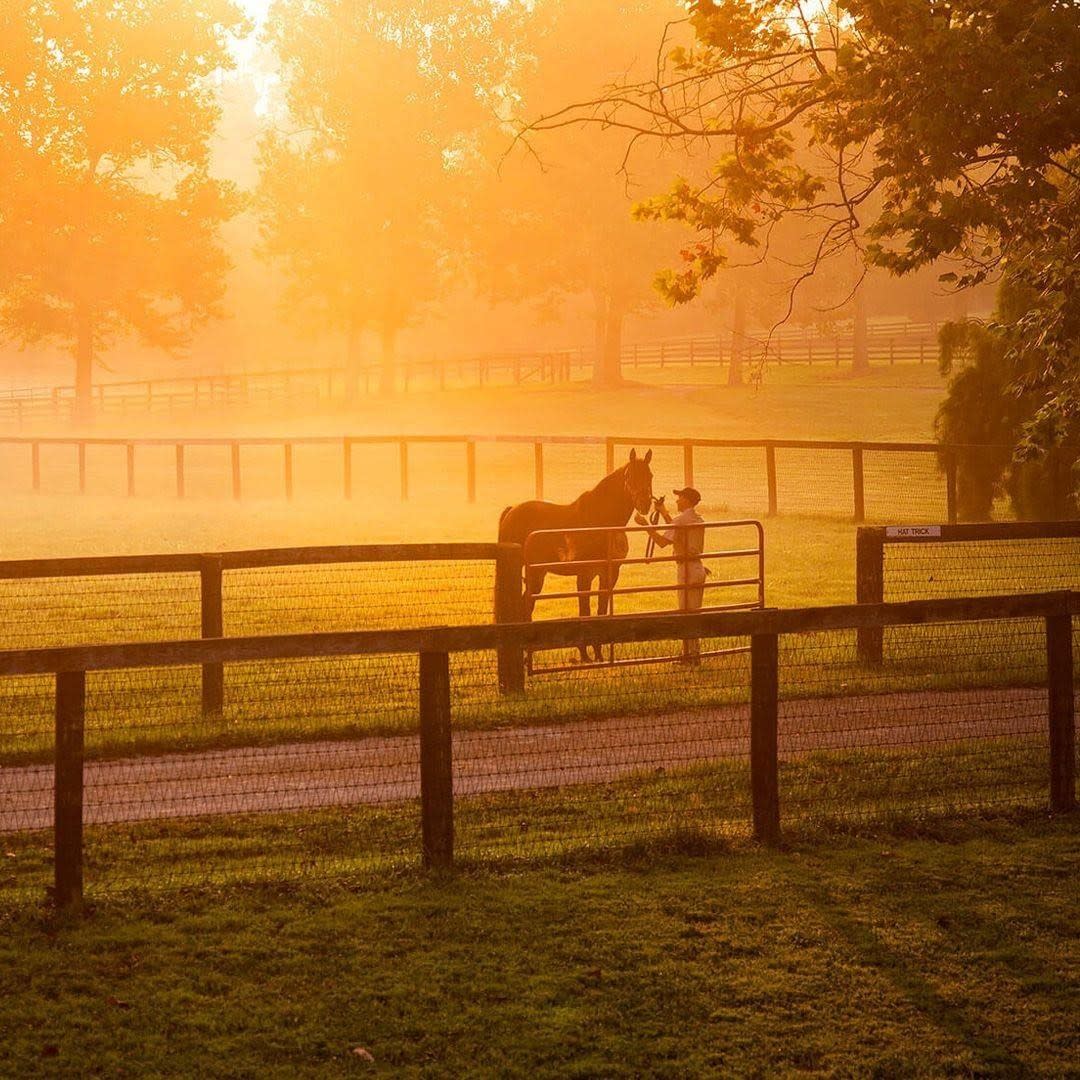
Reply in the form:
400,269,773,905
0,318,942,423
3,589,1074,907
0,431,997,523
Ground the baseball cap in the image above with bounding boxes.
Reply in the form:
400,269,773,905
673,487,701,505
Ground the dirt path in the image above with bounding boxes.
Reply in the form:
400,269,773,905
0,686,1048,832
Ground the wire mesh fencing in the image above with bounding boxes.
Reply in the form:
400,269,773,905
0,592,1073,908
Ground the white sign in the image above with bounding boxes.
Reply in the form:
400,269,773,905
885,525,943,540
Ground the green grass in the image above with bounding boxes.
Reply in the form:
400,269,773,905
0,814,1075,1077
0,737,1052,903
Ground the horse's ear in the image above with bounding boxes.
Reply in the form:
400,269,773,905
629,448,637,462
644,449,652,465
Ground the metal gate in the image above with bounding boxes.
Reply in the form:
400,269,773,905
522,519,765,674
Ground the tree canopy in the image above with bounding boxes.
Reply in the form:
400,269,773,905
0,0,245,420
527,0,1080,451
257,0,531,394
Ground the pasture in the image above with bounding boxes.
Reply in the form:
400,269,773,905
1,817,1077,1077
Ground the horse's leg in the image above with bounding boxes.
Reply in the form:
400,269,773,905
524,569,544,621
524,569,544,669
593,566,618,661
576,571,593,663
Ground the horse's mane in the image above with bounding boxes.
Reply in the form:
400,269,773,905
572,465,625,512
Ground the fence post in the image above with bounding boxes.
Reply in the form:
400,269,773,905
534,441,544,500
419,651,454,868
175,444,185,499
750,632,780,845
683,442,694,488
400,440,409,501
77,442,87,495
230,441,241,500
31,441,40,493
466,440,477,504
343,437,353,499
1047,605,1075,813
54,671,86,910
852,445,865,524
284,443,294,501
494,543,526,694
126,443,136,497
855,527,885,664
945,450,958,524
765,442,778,517
606,437,616,474
200,555,225,715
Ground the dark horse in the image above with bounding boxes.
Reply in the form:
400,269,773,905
498,449,654,662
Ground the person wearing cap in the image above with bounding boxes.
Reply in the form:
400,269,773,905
635,487,709,662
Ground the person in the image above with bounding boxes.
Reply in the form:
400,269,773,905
635,487,709,662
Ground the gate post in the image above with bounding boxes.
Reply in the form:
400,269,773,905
494,544,526,694
856,528,884,664
1047,603,1076,813
200,555,225,715
55,671,86,910
419,651,454,868
750,632,780,845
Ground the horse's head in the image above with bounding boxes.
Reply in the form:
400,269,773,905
624,448,654,514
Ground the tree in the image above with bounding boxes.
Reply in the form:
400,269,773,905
936,281,1078,520
467,0,688,388
0,0,245,422
526,0,1080,446
258,0,528,396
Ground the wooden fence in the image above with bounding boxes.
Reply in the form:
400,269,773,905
0,319,942,423
2,589,1073,907
0,431,1015,524
854,521,1080,663
0,542,522,710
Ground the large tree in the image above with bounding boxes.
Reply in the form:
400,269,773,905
258,0,529,396
526,0,1080,450
0,0,244,422
468,0,687,388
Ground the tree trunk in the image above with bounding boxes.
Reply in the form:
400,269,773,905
593,298,624,388
379,324,397,396
345,321,363,401
852,284,870,374
728,289,746,386
74,308,94,426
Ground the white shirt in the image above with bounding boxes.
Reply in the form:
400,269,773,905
663,508,707,584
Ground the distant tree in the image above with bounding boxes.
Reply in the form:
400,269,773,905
258,0,528,396
0,0,245,422
468,0,686,388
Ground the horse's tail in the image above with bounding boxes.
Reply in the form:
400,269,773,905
498,504,513,539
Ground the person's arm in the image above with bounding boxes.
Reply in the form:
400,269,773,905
633,511,672,547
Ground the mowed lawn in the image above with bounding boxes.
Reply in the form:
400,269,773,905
1,816,1076,1078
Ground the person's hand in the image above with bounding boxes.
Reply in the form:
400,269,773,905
633,512,649,526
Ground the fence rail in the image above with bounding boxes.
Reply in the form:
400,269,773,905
0,320,945,423
2,431,1043,524
855,521,1080,662
1,590,1074,907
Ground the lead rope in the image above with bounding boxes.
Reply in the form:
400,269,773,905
645,501,661,561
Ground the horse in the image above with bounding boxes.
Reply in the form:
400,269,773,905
498,448,654,663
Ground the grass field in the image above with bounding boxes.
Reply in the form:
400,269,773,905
1,815,1076,1077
